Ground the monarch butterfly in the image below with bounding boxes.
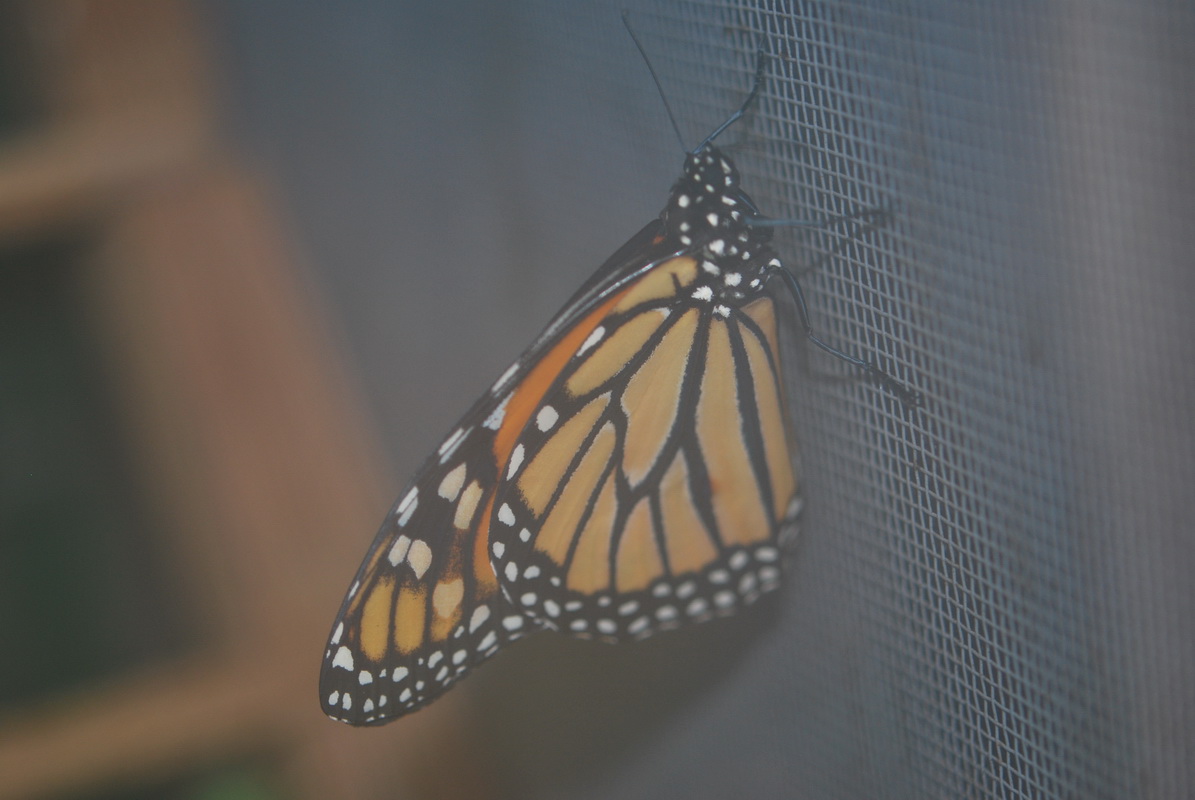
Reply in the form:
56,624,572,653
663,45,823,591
320,28,914,726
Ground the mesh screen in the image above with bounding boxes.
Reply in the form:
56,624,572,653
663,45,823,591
212,1,1193,797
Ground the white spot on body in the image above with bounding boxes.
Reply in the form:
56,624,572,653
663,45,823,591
438,463,467,501
407,539,433,579
536,406,559,432
714,305,731,318
724,272,742,286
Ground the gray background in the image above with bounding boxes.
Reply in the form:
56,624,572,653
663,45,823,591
205,1,1194,798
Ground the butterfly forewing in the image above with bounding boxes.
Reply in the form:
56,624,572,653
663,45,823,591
318,380,545,724
487,253,801,641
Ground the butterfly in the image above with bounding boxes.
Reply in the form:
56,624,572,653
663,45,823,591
319,29,913,726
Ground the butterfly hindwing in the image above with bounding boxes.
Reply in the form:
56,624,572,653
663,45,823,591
488,253,802,642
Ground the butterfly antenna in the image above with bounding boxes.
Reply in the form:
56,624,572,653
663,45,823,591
622,11,687,151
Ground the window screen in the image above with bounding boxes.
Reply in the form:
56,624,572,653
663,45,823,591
213,1,1193,797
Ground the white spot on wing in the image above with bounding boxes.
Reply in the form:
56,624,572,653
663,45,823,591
407,539,433,579
453,480,483,529
497,503,516,526
492,361,519,393
332,646,354,671
483,394,511,430
507,443,525,479
331,622,344,645
438,427,469,463
387,534,412,566
578,326,606,356
438,463,467,501
536,406,559,432
469,605,491,632
692,285,713,301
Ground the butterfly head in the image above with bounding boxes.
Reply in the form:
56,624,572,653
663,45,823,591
664,145,773,270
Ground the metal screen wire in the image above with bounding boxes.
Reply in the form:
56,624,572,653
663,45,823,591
537,2,1193,799
212,0,1193,797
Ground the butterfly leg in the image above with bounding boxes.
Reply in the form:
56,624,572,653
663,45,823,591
763,262,923,407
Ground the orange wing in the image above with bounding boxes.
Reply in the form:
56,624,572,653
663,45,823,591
488,255,801,641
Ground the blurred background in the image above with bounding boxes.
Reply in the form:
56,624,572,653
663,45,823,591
1,1,1191,799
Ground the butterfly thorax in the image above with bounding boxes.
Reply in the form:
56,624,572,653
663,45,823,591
661,146,776,302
